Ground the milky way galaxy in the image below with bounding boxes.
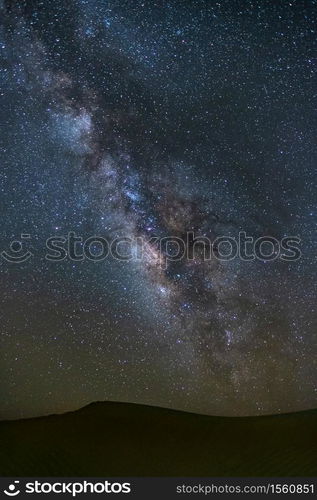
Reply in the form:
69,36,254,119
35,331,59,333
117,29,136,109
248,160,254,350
0,0,316,419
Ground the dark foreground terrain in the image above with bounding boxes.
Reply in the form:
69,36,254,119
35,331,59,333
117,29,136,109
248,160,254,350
1,402,316,476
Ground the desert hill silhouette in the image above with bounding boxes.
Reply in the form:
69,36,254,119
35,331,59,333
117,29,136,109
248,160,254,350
1,401,317,476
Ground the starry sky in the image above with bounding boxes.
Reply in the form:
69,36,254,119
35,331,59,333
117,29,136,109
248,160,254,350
0,0,316,419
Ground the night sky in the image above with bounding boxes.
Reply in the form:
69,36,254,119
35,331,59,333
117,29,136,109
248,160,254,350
1,0,316,420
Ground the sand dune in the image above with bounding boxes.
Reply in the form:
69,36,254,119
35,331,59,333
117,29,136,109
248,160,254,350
1,402,316,476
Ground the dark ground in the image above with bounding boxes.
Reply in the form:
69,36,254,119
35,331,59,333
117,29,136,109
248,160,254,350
1,402,316,476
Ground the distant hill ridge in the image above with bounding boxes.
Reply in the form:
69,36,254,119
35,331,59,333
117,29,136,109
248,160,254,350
1,401,317,476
